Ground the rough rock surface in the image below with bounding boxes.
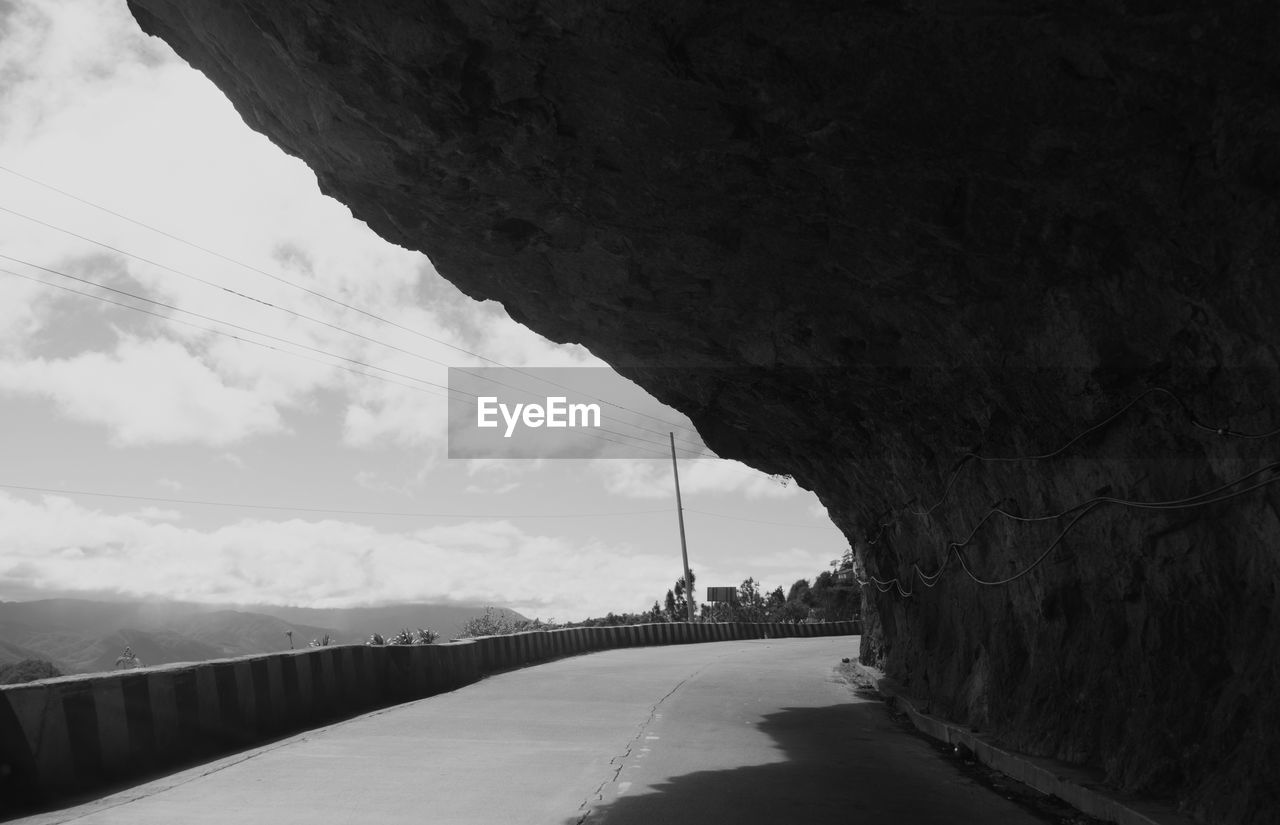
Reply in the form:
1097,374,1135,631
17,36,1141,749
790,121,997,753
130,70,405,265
127,2,1280,822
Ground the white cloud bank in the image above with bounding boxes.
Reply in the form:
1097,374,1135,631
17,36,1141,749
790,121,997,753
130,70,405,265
0,492,677,620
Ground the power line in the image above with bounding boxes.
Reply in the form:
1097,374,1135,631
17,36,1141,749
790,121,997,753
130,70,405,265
0,483,675,520
906,387,1280,520
0,266,445,399
858,386,1280,547
0,175,826,481
1,264,688,461
866,460,1280,596
1,257,456,394
0,204,714,456
0,178,831,486
0,209,710,455
0,259,701,460
858,388,1280,596
0,170,707,445
1,257,703,458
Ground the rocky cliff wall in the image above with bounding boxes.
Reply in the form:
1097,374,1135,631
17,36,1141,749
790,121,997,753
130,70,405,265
126,2,1280,822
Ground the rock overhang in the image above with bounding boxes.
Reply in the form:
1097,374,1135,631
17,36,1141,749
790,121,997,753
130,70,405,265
125,3,1280,822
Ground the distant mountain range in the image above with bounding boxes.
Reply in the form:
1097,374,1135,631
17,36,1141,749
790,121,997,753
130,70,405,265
0,598,526,675
240,603,526,642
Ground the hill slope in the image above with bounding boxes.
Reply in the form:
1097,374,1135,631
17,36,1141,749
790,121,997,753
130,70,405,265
0,598,523,674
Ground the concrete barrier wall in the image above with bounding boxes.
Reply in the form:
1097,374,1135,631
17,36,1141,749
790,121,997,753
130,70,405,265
0,620,858,811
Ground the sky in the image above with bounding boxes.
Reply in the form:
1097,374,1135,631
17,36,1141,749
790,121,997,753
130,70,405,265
0,0,847,621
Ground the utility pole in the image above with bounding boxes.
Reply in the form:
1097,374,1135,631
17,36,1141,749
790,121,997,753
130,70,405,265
670,432,696,622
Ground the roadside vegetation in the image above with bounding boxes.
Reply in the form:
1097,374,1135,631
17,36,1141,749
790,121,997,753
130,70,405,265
0,658,63,685
455,556,861,636
622,566,859,626
457,607,561,638
366,628,441,646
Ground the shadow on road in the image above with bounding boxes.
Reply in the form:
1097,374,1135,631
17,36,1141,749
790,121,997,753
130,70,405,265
566,700,1065,825
567,701,906,825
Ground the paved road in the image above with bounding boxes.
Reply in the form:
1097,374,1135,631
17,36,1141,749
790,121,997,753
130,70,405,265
15,638,1046,825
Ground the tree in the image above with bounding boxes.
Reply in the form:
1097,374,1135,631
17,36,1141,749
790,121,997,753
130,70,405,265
658,569,699,620
459,607,534,637
733,577,766,621
673,570,696,619
810,571,859,621
786,578,812,606
765,586,787,620
0,659,62,685
779,578,813,621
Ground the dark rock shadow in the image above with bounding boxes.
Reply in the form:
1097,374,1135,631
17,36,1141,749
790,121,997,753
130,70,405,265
567,701,1070,825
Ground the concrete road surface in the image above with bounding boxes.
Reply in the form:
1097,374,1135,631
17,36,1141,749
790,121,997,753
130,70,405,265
12,638,1047,825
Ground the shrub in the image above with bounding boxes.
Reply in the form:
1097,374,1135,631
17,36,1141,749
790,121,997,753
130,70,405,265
0,659,62,685
373,628,439,645
459,607,534,638
410,627,439,644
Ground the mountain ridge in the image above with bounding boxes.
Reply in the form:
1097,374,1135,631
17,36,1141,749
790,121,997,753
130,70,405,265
0,597,525,674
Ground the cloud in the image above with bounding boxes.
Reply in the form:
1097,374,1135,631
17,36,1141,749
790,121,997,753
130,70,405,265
156,478,183,491
595,458,797,500
0,492,677,620
464,481,520,495
461,458,546,495
342,380,450,448
135,506,181,522
215,452,246,469
0,334,285,446
0,270,50,345
352,470,420,498
0,0,167,140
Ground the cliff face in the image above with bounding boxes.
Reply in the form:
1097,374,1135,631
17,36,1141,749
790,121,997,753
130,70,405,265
126,2,1280,821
